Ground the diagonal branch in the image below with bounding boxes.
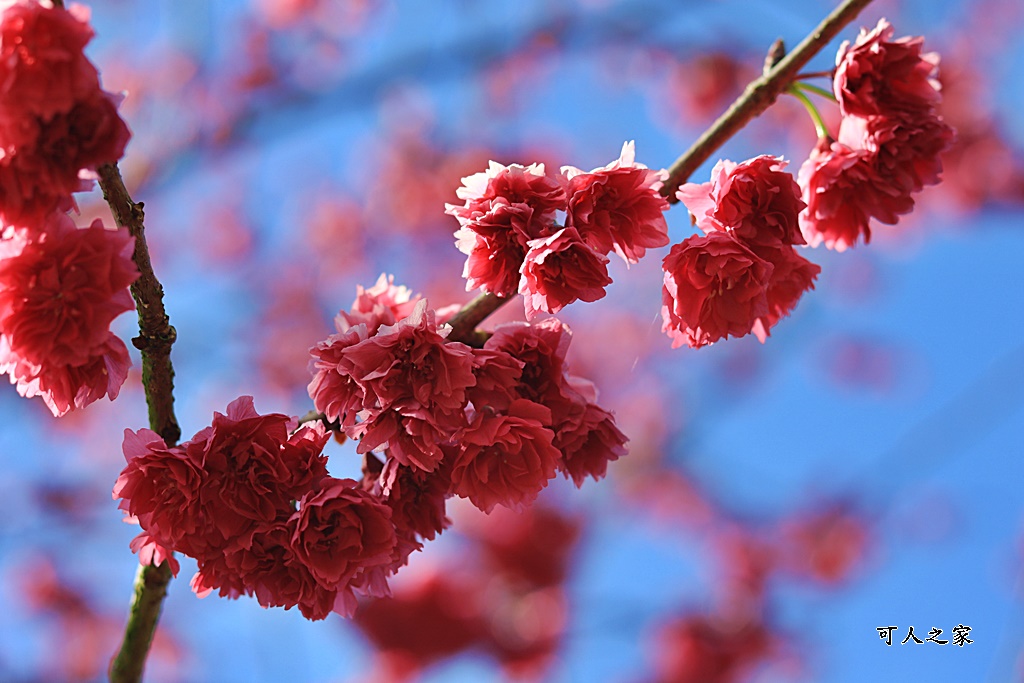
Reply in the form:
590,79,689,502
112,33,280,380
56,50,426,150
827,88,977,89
660,0,873,201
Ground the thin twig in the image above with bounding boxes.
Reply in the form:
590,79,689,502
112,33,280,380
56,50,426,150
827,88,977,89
661,0,873,201
100,160,180,683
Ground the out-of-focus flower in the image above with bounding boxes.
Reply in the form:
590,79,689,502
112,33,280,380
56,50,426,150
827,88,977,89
0,213,137,415
0,2,130,227
0,1,99,120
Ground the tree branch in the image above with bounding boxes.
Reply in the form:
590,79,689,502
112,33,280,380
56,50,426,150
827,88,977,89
100,161,180,683
445,292,509,347
660,0,873,200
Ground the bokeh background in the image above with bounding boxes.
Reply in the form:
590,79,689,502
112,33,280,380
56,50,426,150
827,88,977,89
1,0,1023,681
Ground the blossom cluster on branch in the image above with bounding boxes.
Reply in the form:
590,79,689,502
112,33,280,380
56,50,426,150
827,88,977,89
447,141,670,319
309,275,628,510
111,15,956,627
0,0,135,415
667,155,821,348
113,396,397,620
798,18,956,250
661,18,953,349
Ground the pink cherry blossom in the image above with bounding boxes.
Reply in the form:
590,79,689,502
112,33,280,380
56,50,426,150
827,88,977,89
0,1,99,120
749,244,821,340
446,161,565,239
114,427,203,557
452,198,536,297
519,227,612,319
484,319,579,424
661,231,773,348
450,399,560,513
0,91,130,227
797,139,885,251
291,477,397,593
677,155,806,247
335,273,421,335
0,213,137,415
557,376,626,483
308,323,371,427
834,19,942,120
838,113,955,198
562,141,670,264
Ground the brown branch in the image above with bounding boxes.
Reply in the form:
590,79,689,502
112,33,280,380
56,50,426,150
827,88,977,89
99,161,180,683
98,164,181,447
660,0,873,201
445,292,509,347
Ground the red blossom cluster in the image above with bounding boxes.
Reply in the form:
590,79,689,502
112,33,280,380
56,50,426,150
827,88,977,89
798,19,956,250
309,275,628,515
113,396,403,620
446,141,669,319
0,1,136,416
0,1,129,226
666,156,820,348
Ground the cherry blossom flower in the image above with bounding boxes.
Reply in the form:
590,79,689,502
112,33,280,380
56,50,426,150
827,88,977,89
447,162,565,297
661,232,773,348
838,113,955,198
555,398,628,487
335,272,421,335
0,1,99,120
519,227,611,319
450,399,560,513
834,18,942,120
562,140,670,264
0,3,130,227
677,155,806,246
340,299,476,470
291,477,397,604
751,243,821,337
0,213,137,415
308,323,371,427
797,139,889,250
452,197,537,297
446,161,565,238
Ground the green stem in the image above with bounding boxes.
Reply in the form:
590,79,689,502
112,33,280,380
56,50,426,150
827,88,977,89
788,85,831,139
108,563,173,683
661,0,873,200
795,81,838,101
795,69,836,79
